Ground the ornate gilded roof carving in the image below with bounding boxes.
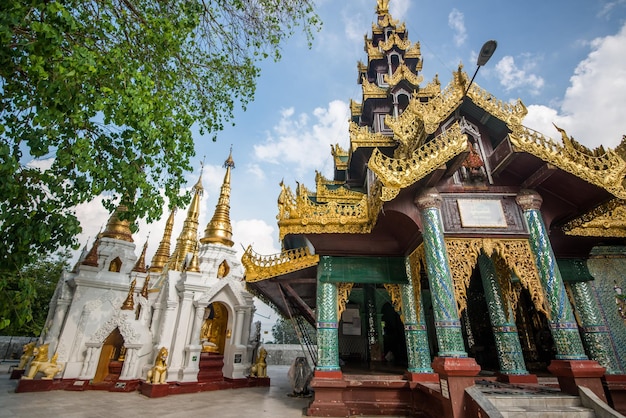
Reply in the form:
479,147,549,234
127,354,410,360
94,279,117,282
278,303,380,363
416,75,440,98
331,143,349,171
362,75,388,99
379,32,411,52
350,99,362,118
277,180,372,239
349,121,395,151
365,39,384,61
408,66,527,134
383,105,426,156
405,41,421,59
315,172,363,204
242,245,319,282
376,14,403,31
383,62,423,87
509,124,626,199
444,238,549,319
368,122,469,199
563,199,626,237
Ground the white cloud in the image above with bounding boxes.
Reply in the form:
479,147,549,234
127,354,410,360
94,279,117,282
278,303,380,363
26,157,54,171
598,0,626,18
390,0,410,21
448,9,467,47
233,219,279,257
494,55,545,95
524,23,626,149
253,100,350,178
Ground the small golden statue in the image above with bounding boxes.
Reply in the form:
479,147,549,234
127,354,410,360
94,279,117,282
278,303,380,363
22,344,64,380
249,347,267,378
18,342,36,370
146,347,168,384
200,304,225,353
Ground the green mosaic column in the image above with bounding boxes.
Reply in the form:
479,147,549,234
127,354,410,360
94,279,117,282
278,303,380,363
316,257,340,371
569,280,622,374
403,258,433,373
516,189,586,360
477,254,528,375
415,188,467,357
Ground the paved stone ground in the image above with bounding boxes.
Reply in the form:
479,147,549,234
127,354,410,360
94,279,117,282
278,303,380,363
0,361,311,418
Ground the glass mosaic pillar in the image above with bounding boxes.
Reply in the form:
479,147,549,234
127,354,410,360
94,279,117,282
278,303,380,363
477,254,528,375
403,258,433,373
569,280,622,374
316,257,340,371
516,189,587,360
415,188,467,357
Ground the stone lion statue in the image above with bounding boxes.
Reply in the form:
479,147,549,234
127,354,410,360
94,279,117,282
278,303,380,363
146,347,168,384
249,347,267,378
18,341,36,370
22,344,63,380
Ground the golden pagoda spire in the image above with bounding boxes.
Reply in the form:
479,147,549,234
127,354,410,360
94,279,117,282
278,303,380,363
121,278,136,310
186,242,201,273
170,172,204,271
132,239,149,273
81,235,100,267
201,149,235,247
149,210,176,273
140,273,151,298
376,0,390,15
101,205,134,242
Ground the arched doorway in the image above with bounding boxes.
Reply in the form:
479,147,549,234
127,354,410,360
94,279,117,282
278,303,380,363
93,327,124,383
200,302,228,354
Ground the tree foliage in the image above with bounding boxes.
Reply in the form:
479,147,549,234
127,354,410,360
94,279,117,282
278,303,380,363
271,316,316,344
0,0,320,271
0,251,70,335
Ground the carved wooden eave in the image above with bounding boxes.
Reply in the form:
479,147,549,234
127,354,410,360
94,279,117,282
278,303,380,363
379,32,411,52
509,125,626,199
362,76,388,99
242,246,319,282
404,41,422,60
376,14,404,31
331,143,349,171
368,122,470,201
384,62,424,87
562,198,626,237
384,104,427,154
315,172,363,204
277,193,372,239
415,76,441,98
350,99,362,118
365,39,384,61
408,68,527,135
349,121,395,152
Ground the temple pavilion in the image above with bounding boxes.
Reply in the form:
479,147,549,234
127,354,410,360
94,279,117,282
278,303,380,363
242,0,626,416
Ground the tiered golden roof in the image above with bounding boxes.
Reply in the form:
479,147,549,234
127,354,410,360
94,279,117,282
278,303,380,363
201,150,235,247
149,210,175,273
170,175,203,271
132,240,148,273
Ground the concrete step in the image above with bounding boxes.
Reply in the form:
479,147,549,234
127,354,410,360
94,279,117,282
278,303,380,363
487,394,595,418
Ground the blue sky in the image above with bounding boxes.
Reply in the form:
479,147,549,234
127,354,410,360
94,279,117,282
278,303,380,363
72,0,626,338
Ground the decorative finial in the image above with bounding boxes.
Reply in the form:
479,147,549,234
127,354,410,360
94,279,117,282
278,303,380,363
201,150,235,247
377,0,390,15
140,273,151,299
132,238,149,273
149,210,176,273
121,277,136,310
